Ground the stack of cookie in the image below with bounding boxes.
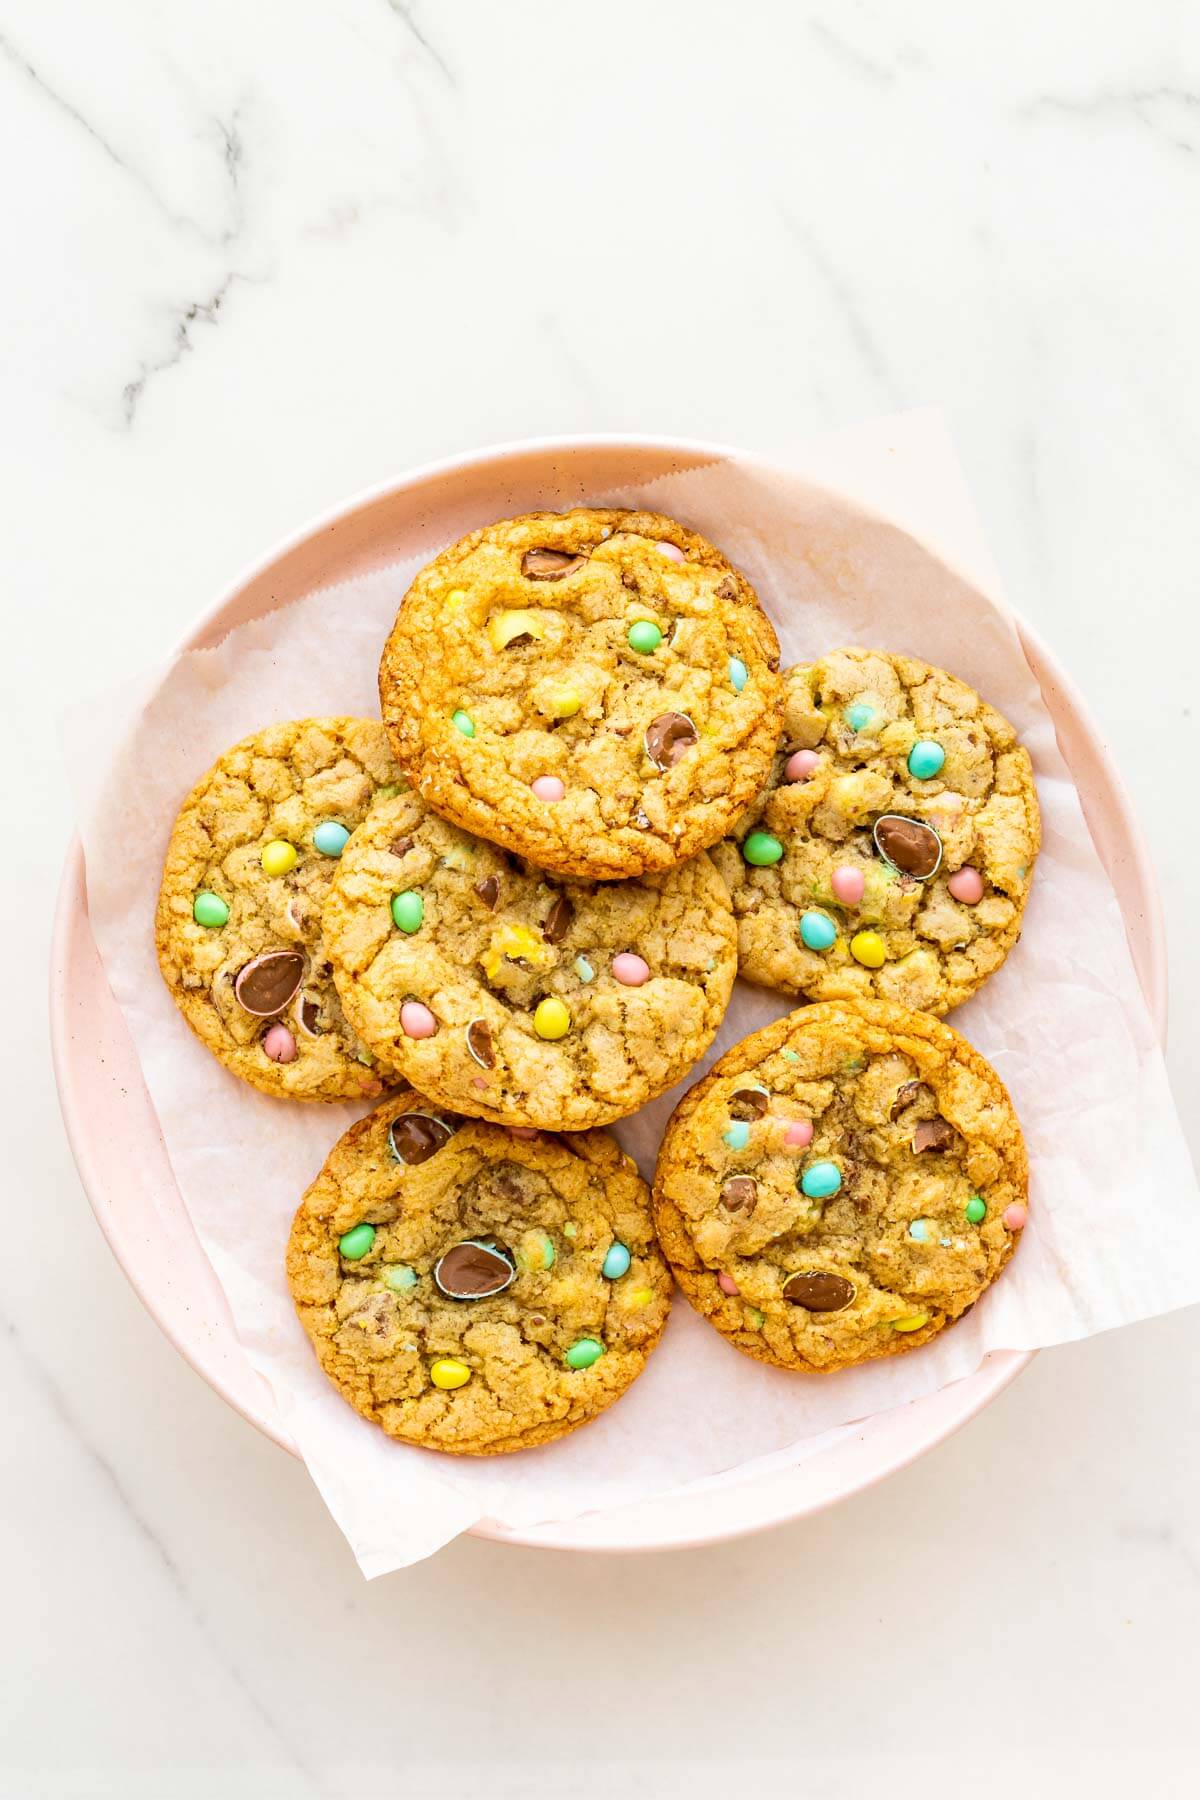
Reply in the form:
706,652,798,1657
155,507,1039,1454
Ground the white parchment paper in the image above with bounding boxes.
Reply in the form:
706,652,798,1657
69,413,1200,1574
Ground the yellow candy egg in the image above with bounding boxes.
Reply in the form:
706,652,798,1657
533,997,571,1040
850,930,887,969
487,608,547,651
430,1358,472,1390
547,687,581,718
261,839,298,876
444,588,468,613
482,921,551,982
891,1312,930,1332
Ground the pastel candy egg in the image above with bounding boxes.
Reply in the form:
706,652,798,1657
908,1219,930,1242
657,541,685,562
831,865,865,906
510,1126,539,1139
850,930,886,969
784,1119,814,1148
742,830,784,867
784,749,820,782
262,1023,296,1064
260,839,297,876
565,1338,604,1369
602,1243,631,1280
313,820,350,858
430,1359,472,1390
451,709,476,738
844,703,875,732
948,866,985,904
193,891,229,928
908,740,946,780
339,1223,376,1260
573,955,595,983
400,1000,438,1038
612,952,650,986
381,1264,418,1292
548,688,580,718
965,1196,987,1223
722,1121,751,1151
891,1312,930,1332
391,891,424,933
717,1271,740,1297
627,619,663,654
800,910,837,953
800,1160,842,1199
533,997,571,1039
1003,1203,1028,1230
729,656,748,692
531,775,566,802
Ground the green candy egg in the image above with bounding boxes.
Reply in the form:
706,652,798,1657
391,891,424,933
193,891,229,928
381,1264,418,1292
339,1223,376,1260
452,710,476,738
565,1337,604,1370
742,830,784,867
627,619,663,654
965,1196,987,1224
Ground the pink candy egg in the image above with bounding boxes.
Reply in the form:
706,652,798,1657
784,1119,814,1148
612,953,651,987
657,541,685,562
510,1126,539,1139
262,1023,296,1064
831,865,865,906
718,1272,740,1296
784,749,820,783
531,775,566,803
400,1000,437,1039
948,866,985,904
1003,1203,1028,1231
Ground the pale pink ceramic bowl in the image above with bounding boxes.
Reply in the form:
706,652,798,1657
50,437,1167,1553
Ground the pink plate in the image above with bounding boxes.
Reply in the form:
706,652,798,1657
50,436,1167,1554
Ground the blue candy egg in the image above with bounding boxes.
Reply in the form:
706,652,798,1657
602,1243,631,1280
844,703,875,733
800,1160,842,1199
729,656,749,692
800,911,837,953
723,1121,751,1151
907,740,945,781
314,820,351,857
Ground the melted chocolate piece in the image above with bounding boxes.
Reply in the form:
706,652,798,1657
522,547,586,580
714,574,737,600
298,995,323,1037
889,1080,931,1121
434,1239,515,1299
644,712,698,771
466,1019,495,1069
474,874,501,910
873,815,942,880
782,1271,855,1312
913,1116,955,1154
721,1176,758,1214
388,1113,453,1165
234,950,305,1018
389,836,414,859
543,894,574,944
729,1087,770,1121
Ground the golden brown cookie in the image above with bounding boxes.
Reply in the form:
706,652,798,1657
652,999,1028,1374
711,650,1041,1015
155,719,405,1101
320,789,737,1130
378,508,783,880
286,1092,672,1454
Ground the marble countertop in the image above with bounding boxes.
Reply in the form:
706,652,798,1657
6,1,1198,1794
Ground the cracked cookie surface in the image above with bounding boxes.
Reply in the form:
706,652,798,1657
711,650,1041,1015
652,999,1028,1374
286,1092,672,1454
155,718,404,1101
379,508,783,880
321,790,737,1130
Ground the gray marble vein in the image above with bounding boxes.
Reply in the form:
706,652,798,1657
382,0,454,85
773,206,904,408
1017,86,1200,157
119,272,250,428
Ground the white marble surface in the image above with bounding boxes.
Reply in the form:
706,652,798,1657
6,0,1199,1793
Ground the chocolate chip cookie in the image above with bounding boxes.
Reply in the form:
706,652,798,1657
378,508,783,880
710,650,1041,1015
155,719,405,1101
286,1092,672,1454
652,999,1028,1374
320,789,737,1130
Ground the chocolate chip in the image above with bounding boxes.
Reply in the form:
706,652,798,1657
388,1113,453,1165
644,711,698,771
389,836,414,859
434,1239,516,1299
234,950,305,1017
297,995,323,1037
543,894,574,944
503,632,535,648
873,815,942,880
729,1087,770,1121
522,547,586,580
714,574,737,600
721,1176,758,1214
889,1080,931,1120
913,1116,955,1153
466,1019,495,1069
474,874,501,909
782,1271,855,1312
